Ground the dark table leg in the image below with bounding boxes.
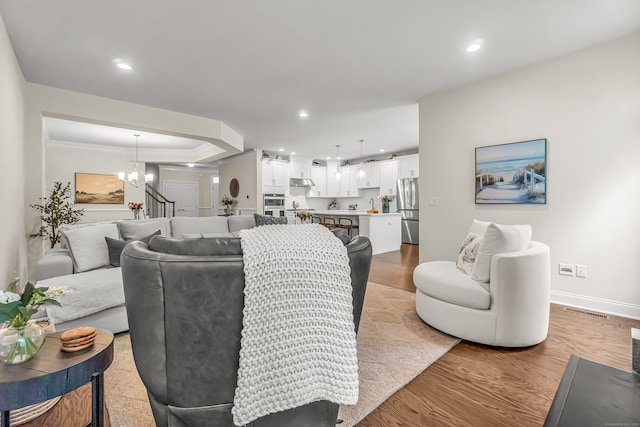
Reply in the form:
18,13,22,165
1,410,9,427
91,372,104,427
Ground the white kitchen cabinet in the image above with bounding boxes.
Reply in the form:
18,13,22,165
289,159,312,179
358,213,402,255
357,162,380,189
397,154,419,178
335,166,350,197
344,166,360,197
262,159,289,192
346,166,360,197
379,160,398,196
325,164,339,197
309,166,327,197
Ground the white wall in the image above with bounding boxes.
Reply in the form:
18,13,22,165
0,15,26,286
23,84,243,277
46,145,145,222
219,150,261,213
419,33,640,315
158,167,218,217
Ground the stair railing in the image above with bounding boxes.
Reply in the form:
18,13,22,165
145,184,176,218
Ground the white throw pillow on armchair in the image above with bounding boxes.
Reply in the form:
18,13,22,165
471,223,532,283
455,220,491,275
468,219,492,237
456,232,482,275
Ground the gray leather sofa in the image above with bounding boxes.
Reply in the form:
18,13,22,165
34,215,256,333
121,229,372,427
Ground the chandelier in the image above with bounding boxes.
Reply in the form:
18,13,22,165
118,134,153,187
335,145,342,181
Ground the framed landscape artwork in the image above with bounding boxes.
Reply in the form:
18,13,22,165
75,173,124,204
475,138,547,204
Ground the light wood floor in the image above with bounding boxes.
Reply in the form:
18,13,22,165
360,244,640,426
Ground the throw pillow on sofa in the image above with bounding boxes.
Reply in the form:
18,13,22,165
61,223,120,272
118,217,171,240
105,230,161,267
171,216,230,238
471,223,532,283
254,214,288,226
228,215,256,233
59,220,118,248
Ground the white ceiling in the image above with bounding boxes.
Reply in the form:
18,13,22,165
2,0,640,163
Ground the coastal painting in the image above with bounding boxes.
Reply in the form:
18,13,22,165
475,139,547,204
75,173,124,204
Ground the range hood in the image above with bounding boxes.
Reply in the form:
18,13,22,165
290,178,316,187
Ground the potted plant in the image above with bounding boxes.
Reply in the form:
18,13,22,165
30,182,84,248
221,194,238,215
128,202,144,220
0,279,69,364
377,195,393,213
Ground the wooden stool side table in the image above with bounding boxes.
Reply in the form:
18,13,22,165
0,329,114,427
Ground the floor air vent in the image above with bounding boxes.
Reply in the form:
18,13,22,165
563,307,609,319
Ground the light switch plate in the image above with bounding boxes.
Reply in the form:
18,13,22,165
576,265,587,278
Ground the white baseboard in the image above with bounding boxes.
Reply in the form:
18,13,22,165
550,290,640,321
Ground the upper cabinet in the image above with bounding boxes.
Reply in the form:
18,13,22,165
357,162,381,189
262,159,289,193
397,154,419,178
336,165,360,197
309,166,327,197
289,158,312,179
379,160,398,196
262,155,407,198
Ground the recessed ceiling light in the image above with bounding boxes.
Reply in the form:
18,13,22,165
278,148,284,152
299,111,309,118
326,157,331,160
187,163,195,167
466,42,482,53
379,149,385,152
117,62,132,70
291,152,296,155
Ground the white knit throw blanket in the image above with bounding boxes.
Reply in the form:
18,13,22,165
232,224,359,426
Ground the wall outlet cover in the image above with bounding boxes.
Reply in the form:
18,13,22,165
559,263,575,276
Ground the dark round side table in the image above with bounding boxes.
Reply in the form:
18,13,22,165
0,329,114,427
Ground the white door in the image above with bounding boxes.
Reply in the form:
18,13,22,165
164,181,198,217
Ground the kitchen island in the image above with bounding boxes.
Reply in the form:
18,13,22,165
312,210,402,255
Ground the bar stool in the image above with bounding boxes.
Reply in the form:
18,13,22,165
337,217,359,239
323,217,337,229
311,215,323,225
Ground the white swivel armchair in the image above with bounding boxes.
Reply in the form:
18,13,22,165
414,223,550,347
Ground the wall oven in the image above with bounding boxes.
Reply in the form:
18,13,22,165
263,193,285,217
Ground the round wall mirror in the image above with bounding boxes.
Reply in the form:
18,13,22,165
230,178,240,197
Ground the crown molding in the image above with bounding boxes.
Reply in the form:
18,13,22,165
157,165,219,173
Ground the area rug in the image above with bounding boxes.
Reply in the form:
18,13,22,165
104,282,459,427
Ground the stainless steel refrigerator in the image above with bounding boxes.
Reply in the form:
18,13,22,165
397,178,419,244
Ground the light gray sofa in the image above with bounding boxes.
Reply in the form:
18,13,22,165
35,215,256,333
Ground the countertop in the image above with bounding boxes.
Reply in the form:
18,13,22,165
312,210,401,216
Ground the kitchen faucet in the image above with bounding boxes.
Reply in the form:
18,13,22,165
369,198,374,209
